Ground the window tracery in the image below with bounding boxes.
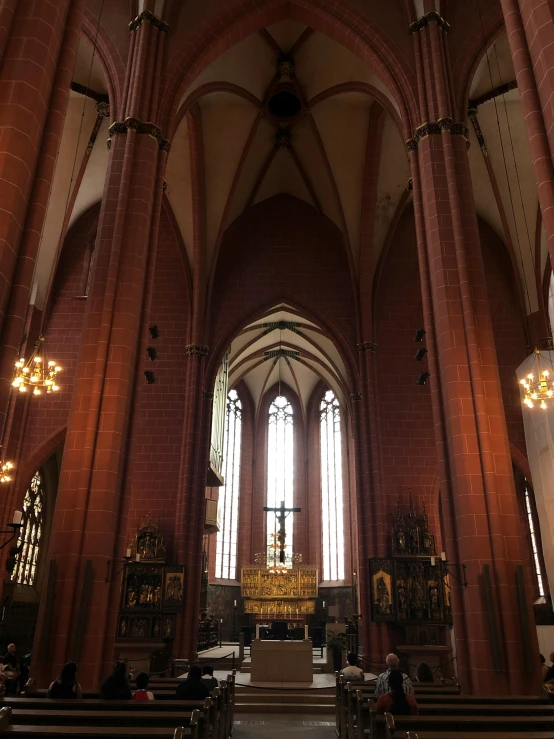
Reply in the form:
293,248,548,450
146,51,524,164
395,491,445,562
215,389,242,580
12,471,44,586
267,395,294,556
320,389,345,581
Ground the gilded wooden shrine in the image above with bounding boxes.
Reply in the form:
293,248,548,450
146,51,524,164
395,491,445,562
369,498,452,642
241,565,318,618
116,518,185,641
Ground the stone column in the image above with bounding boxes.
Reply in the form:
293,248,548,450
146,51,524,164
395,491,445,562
409,10,540,693
0,0,85,485
501,0,554,267
31,9,171,688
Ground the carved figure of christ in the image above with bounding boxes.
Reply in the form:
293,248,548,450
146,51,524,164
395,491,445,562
263,500,301,562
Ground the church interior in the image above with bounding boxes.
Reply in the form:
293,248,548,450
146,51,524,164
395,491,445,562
3,0,554,736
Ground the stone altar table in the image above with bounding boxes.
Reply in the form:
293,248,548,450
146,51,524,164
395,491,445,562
250,639,313,682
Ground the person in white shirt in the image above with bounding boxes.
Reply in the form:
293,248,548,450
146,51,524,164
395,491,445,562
374,653,414,695
341,652,365,681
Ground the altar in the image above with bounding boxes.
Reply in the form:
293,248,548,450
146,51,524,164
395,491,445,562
250,638,313,682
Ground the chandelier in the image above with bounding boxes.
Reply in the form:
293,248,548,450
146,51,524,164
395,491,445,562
0,461,13,483
12,337,61,396
520,348,554,409
255,533,302,575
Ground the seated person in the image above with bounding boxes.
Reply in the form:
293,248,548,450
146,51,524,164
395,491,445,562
176,664,210,701
48,662,83,699
416,661,434,683
201,666,219,691
133,672,155,700
100,661,132,700
374,653,414,694
375,668,419,715
341,652,365,681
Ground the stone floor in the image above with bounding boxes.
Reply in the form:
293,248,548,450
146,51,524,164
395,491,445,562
233,715,335,738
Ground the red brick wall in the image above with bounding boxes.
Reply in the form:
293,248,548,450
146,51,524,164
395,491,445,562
478,218,528,464
374,207,439,533
122,202,191,551
12,205,98,499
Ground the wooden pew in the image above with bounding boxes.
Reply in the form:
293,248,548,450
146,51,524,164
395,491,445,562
353,691,553,739
383,711,554,739
0,706,200,739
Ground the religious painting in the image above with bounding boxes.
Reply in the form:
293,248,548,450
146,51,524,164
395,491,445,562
391,496,436,557
151,616,161,639
118,615,130,639
130,616,151,639
163,567,185,611
369,558,395,621
129,517,167,562
162,614,175,639
122,564,163,611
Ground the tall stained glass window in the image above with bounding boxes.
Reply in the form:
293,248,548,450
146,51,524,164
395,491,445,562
267,396,294,557
524,479,545,597
12,471,44,586
320,390,345,581
215,389,242,579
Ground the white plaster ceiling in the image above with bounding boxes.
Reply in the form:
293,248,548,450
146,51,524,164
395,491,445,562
228,305,349,417
170,20,409,288
468,31,541,314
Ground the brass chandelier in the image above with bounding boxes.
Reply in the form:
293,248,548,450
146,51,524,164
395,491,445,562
520,348,554,410
0,461,13,483
12,337,61,396
255,532,302,575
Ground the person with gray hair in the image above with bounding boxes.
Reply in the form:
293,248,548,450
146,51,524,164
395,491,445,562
374,653,414,695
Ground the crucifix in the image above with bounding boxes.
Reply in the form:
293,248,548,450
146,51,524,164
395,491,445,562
263,500,301,563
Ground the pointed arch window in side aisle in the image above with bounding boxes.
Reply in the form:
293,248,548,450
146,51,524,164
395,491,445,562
12,471,44,586
321,389,345,581
215,389,242,580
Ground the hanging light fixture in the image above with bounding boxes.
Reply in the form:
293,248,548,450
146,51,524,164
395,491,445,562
12,337,62,396
520,348,554,410
0,461,13,483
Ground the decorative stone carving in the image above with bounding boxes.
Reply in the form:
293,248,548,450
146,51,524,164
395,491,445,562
185,343,209,357
409,11,450,34
277,56,295,77
356,341,377,352
95,101,110,118
349,392,362,401
405,120,470,153
129,10,169,33
276,128,291,148
107,118,171,152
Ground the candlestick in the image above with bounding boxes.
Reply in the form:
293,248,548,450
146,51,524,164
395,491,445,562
12,510,22,525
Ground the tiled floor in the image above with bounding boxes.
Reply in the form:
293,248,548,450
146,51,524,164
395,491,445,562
233,715,335,738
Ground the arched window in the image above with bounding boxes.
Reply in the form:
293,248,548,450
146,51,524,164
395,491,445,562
267,395,294,557
548,269,554,340
320,389,345,581
215,389,242,580
12,471,44,586
523,478,546,597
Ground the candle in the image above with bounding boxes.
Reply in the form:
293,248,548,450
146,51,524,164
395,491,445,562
256,624,260,640
304,625,309,640
234,600,237,607
441,551,446,562
322,601,326,609
12,510,22,525
135,553,140,562
126,548,131,558
430,556,436,566
220,618,223,624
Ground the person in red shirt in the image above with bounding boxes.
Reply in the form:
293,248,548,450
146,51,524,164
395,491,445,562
375,668,418,715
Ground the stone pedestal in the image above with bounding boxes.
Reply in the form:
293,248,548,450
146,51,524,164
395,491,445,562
250,639,313,682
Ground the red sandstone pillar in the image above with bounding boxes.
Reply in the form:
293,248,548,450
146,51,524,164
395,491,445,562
501,0,554,268
0,0,85,473
0,0,80,337
409,10,540,694
31,10,171,689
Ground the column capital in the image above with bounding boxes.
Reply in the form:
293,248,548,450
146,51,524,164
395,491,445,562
356,341,377,352
107,118,171,151
129,10,169,33
405,120,470,154
409,11,450,34
185,343,209,358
